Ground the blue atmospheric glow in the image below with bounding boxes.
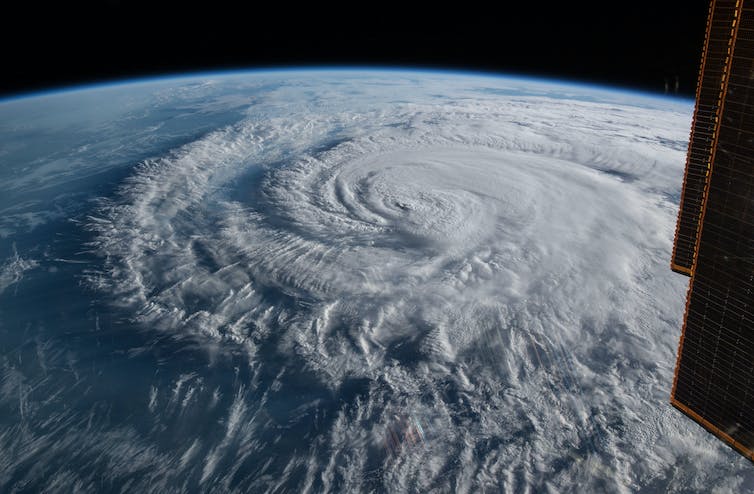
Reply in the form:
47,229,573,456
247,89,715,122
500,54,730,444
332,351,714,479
0,66,694,104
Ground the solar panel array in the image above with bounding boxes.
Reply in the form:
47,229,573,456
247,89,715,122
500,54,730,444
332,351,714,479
671,0,754,463
671,0,739,275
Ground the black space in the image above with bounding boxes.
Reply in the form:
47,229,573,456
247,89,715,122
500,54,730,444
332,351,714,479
2,2,708,99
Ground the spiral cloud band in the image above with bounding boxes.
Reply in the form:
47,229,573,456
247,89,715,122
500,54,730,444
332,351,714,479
62,73,753,491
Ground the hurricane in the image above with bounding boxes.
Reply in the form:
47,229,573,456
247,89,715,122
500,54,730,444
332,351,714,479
1,71,752,492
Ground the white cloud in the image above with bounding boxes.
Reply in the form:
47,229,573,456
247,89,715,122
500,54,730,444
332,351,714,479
5,72,739,491
0,244,38,295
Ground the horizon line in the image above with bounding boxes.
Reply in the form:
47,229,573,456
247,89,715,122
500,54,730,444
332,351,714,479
0,65,696,104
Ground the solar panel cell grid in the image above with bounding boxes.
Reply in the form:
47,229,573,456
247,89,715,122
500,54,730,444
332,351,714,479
671,0,754,462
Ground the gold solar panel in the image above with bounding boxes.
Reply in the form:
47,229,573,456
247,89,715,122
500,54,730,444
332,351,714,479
671,0,754,462
671,0,739,275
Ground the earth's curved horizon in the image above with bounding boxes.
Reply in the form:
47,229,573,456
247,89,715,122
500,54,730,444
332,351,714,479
1,68,751,492
0,67,694,105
